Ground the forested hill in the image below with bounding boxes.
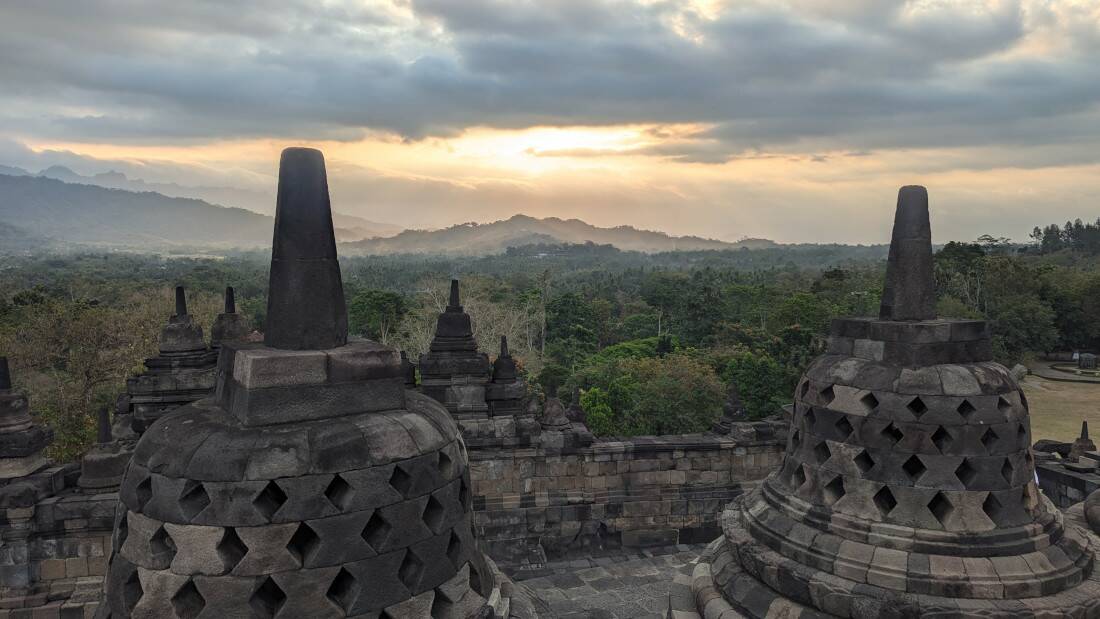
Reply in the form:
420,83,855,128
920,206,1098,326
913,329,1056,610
343,214,776,255
0,174,394,250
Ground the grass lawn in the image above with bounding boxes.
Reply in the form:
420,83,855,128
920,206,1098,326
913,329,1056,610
1021,375,1100,443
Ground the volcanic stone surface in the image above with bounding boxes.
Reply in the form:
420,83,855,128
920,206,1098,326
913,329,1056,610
96,148,506,618
691,187,1100,618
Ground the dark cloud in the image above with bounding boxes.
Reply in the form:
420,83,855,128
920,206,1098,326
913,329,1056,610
0,0,1097,164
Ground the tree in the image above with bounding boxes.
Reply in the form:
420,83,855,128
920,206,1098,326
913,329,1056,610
348,288,409,344
723,350,790,419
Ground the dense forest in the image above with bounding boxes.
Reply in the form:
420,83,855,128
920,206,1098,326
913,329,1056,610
3,227,1099,460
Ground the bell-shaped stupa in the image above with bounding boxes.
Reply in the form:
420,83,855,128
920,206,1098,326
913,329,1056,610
689,186,1100,617
97,148,511,618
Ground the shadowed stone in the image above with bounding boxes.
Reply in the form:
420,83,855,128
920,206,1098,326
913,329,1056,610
264,147,348,351
880,185,936,321
175,285,188,317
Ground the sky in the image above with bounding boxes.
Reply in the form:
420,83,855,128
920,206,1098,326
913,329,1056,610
1,0,1099,244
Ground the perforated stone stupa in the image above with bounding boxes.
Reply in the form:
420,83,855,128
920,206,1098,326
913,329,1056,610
97,148,512,618
690,186,1100,617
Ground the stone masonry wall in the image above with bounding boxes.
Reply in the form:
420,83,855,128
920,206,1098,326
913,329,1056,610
468,433,785,570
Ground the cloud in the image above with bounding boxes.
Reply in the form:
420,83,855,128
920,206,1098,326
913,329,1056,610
0,0,1096,165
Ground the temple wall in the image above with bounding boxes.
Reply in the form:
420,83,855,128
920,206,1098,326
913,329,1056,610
467,432,785,569
1037,460,1100,508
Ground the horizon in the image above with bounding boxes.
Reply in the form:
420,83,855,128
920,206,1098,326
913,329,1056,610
2,1,1100,244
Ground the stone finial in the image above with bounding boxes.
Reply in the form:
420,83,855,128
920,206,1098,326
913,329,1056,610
500,336,510,358
97,407,113,444
1083,421,1091,440
264,147,348,351
0,357,10,391
174,286,188,317
224,286,236,314
879,185,936,321
448,279,461,310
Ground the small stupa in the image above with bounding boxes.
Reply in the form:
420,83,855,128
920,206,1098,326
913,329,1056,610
419,280,492,420
209,286,252,349
125,286,218,433
97,148,513,617
0,358,53,481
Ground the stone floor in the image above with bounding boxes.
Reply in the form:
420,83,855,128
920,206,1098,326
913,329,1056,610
514,544,706,618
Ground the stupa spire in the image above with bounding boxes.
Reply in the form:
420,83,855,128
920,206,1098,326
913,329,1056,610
449,279,461,310
174,285,188,316
0,356,10,391
500,335,510,357
879,185,936,321
224,286,236,314
264,147,348,350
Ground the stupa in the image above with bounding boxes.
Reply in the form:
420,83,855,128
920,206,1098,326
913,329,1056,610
0,358,52,481
418,280,492,420
690,186,1100,617
97,148,511,618
485,336,540,443
78,407,131,490
126,286,218,434
209,286,253,349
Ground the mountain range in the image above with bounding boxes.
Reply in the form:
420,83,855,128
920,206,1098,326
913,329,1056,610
343,214,774,255
0,166,775,255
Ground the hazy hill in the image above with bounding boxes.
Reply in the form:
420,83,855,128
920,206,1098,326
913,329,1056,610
0,173,401,249
343,214,775,256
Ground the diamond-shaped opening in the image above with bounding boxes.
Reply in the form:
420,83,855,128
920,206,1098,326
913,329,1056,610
982,493,1004,524
932,426,952,453
179,480,210,521
860,392,879,413
800,380,811,400
819,385,835,406
469,562,486,596
171,579,205,619
907,396,928,418
389,465,414,497
1018,390,1029,411
1017,423,1028,448
834,416,854,439
326,567,359,614
1001,459,1014,485
903,455,927,482
217,527,248,571
854,450,875,474
957,399,977,421
791,429,801,449
790,464,807,489
981,427,999,453
136,476,153,512
446,531,463,567
123,568,143,612
150,525,177,563
361,511,392,551
423,495,446,534
928,492,954,527
286,523,320,567
249,577,286,619
955,458,978,489
998,396,1012,414
459,478,471,512
324,474,353,511
814,441,832,464
438,451,455,479
881,423,904,446
873,486,897,517
398,549,425,592
116,510,130,549
804,408,817,431
252,481,287,521
823,476,845,505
